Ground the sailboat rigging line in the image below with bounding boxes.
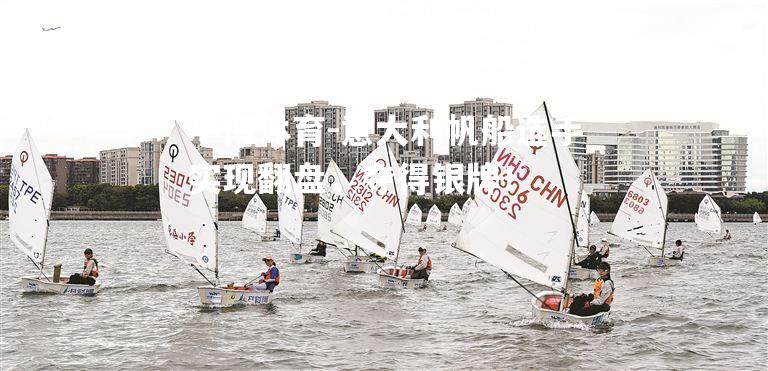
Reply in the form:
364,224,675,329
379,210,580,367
642,246,655,257
650,172,669,256
542,102,579,246
502,270,544,304
174,121,219,282
191,264,216,287
384,144,407,267
27,256,50,282
543,101,580,293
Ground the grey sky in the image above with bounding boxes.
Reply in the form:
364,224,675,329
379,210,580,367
0,0,765,191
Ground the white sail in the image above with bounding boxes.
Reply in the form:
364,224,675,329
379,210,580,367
609,169,667,248
8,130,54,265
405,204,422,226
575,190,590,248
590,211,600,225
462,197,476,222
317,160,349,246
426,205,442,227
242,193,268,235
448,203,463,227
455,104,581,290
331,145,409,260
695,194,722,234
277,169,304,246
159,124,218,272
754,212,762,224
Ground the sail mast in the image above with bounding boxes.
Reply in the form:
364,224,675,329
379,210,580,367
650,172,668,257
384,143,407,267
543,101,579,292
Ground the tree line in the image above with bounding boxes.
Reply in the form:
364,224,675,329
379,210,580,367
0,184,765,214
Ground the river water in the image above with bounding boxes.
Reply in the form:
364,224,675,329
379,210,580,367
0,221,766,370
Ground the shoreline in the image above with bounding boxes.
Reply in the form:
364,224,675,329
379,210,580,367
0,210,764,222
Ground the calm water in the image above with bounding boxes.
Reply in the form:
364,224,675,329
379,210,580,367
1,221,766,370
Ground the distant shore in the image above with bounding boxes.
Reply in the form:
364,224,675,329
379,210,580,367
0,210,764,222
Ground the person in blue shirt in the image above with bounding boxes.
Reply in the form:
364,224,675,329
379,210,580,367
247,255,280,292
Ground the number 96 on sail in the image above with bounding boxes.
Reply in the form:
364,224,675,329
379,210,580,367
162,165,193,207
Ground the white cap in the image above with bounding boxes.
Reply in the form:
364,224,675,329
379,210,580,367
601,238,607,242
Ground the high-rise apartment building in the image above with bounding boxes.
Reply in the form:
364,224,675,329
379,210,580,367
100,147,140,186
284,100,345,173
448,98,513,166
138,136,213,185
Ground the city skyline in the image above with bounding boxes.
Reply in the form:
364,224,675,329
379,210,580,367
0,1,765,190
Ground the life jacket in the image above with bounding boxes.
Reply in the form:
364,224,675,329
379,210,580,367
265,266,280,284
417,254,432,271
84,258,99,278
593,277,614,306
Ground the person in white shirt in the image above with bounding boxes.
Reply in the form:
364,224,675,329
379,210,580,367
409,247,432,280
669,239,685,260
598,238,610,259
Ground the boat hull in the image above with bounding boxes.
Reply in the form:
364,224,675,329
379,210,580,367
343,256,378,273
568,266,598,280
21,277,101,295
259,235,277,242
531,291,610,326
376,267,427,289
289,253,325,264
197,286,276,306
647,256,680,267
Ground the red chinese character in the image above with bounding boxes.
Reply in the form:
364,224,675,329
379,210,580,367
188,232,196,246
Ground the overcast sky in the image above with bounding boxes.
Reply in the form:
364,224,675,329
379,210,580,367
0,0,766,191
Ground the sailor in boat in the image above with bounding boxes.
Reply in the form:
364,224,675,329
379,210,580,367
669,240,685,261
598,238,610,260
567,262,614,317
408,247,432,280
722,229,731,240
274,228,281,239
421,224,428,232
441,225,448,231
309,241,327,257
246,255,280,292
66,248,99,285
575,245,602,269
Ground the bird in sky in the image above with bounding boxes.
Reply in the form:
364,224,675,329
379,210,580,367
42,26,61,32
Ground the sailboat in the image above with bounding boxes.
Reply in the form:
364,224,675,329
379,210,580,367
405,203,423,230
11,130,100,295
277,169,312,264
754,212,762,224
426,204,443,230
243,193,274,241
317,161,372,272
609,170,674,267
456,103,607,326
448,203,463,228
160,123,274,306
569,190,598,280
590,211,600,225
330,145,417,288
695,194,723,239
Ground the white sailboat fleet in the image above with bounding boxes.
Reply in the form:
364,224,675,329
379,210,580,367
609,169,675,267
329,145,419,288
695,194,723,240
405,204,423,229
318,161,376,273
426,204,443,230
277,169,313,264
160,124,275,306
590,211,600,225
448,203,463,228
242,193,274,241
455,103,608,326
569,190,598,281
10,130,100,295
